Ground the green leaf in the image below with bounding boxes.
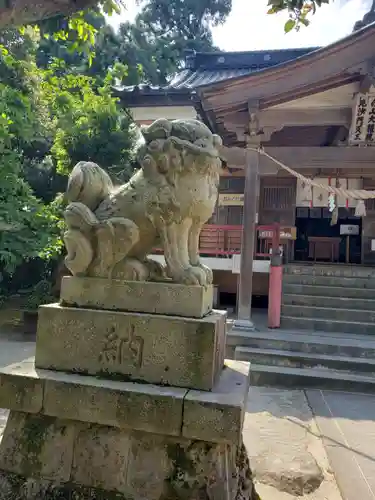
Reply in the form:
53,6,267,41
300,17,310,26
284,19,296,33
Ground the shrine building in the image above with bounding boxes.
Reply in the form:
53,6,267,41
115,11,375,335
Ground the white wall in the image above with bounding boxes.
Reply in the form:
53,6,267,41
131,106,197,122
149,254,270,274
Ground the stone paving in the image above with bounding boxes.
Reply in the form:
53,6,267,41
244,387,342,500
0,335,374,499
307,390,375,500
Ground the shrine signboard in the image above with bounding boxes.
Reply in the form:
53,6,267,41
349,91,375,145
258,226,297,240
218,193,244,206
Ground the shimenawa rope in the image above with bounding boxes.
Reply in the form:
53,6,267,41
249,146,375,201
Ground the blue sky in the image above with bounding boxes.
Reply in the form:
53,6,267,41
108,0,371,50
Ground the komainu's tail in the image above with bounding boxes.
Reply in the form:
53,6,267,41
66,161,113,211
64,161,113,276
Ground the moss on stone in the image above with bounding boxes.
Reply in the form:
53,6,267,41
96,369,169,386
0,470,132,500
20,414,51,476
167,443,196,479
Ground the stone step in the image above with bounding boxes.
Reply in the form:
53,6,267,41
249,364,375,392
283,283,375,299
281,315,375,335
284,264,375,279
282,293,375,311
282,304,375,323
235,346,375,373
227,329,375,359
283,273,375,289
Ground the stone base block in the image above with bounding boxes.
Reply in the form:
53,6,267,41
0,359,250,444
35,304,226,391
60,276,213,318
0,411,258,500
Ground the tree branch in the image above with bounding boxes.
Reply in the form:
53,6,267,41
0,0,95,28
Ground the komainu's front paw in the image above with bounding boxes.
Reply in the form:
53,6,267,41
178,266,208,286
193,263,213,285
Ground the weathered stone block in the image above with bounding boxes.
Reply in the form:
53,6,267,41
0,359,249,445
71,424,130,493
126,432,173,499
183,360,250,444
35,304,226,390
60,276,213,318
0,360,43,414
0,411,76,481
43,375,186,436
0,360,186,437
0,360,257,498
0,420,257,500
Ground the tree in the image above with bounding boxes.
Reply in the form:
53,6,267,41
43,63,136,180
117,0,232,85
0,0,334,53
0,0,234,293
0,43,62,273
36,10,107,72
33,0,234,87
0,2,138,305
266,0,330,32
0,20,136,293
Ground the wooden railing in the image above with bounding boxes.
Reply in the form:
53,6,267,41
199,225,241,256
199,224,281,259
152,224,284,259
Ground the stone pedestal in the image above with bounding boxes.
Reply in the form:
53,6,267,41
35,303,226,390
0,277,258,499
60,276,214,318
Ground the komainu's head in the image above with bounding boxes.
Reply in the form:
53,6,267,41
137,118,223,181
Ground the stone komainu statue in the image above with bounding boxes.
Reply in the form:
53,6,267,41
63,118,223,286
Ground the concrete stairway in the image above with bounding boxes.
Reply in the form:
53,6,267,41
228,264,375,391
281,264,375,334
229,329,375,392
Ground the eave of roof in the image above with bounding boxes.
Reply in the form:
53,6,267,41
114,46,319,99
167,68,258,89
113,85,194,107
197,21,375,111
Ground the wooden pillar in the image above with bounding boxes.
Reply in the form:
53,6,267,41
234,145,260,331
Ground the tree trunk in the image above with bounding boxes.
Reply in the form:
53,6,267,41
0,0,95,28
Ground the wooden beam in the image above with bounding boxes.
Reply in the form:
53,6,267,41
260,108,352,128
220,145,375,170
199,24,375,114
221,107,352,144
264,146,375,169
219,145,278,175
0,0,94,28
223,107,352,128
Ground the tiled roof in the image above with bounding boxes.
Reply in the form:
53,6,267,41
166,47,320,89
113,47,322,109
166,67,257,89
115,47,320,95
